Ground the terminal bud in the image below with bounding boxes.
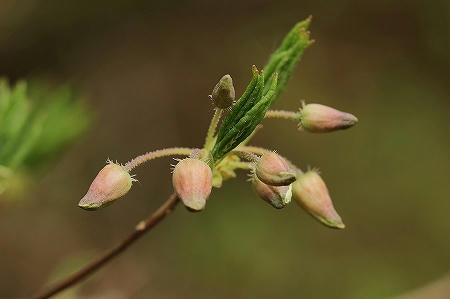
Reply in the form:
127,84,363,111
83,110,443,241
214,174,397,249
211,74,235,109
300,103,358,133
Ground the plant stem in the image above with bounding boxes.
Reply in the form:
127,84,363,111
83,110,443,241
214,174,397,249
124,147,193,171
265,109,300,121
32,193,180,299
231,150,260,162
227,161,254,170
238,145,270,156
204,108,222,151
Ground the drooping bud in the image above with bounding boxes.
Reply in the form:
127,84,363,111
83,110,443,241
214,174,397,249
172,158,213,211
292,170,345,229
211,74,235,109
255,152,297,186
252,176,292,209
299,103,358,133
79,162,133,210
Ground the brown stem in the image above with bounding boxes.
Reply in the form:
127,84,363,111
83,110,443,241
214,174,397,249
33,193,180,299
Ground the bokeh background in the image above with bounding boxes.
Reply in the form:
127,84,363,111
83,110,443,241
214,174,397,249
1,0,449,298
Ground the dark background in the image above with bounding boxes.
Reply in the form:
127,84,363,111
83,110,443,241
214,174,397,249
1,0,449,298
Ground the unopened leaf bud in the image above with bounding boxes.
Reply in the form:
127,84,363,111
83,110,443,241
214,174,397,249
299,103,358,133
252,176,292,209
292,170,345,229
255,152,297,186
79,162,133,210
211,74,235,109
172,158,213,211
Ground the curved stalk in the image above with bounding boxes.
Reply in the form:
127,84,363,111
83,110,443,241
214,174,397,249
124,147,194,171
227,161,254,170
204,108,223,151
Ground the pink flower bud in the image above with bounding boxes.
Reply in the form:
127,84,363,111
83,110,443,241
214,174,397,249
255,152,297,186
252,176,292,209
300,103,358,133
292,170,345,229
79,162,133,210
172,158,212,211
211,74,235,109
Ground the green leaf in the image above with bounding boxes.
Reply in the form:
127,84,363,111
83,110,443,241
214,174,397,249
212,68,264,161
263,16,313,102
211,17,312,163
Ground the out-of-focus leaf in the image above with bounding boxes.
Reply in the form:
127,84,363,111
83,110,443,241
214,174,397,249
0,79,92,197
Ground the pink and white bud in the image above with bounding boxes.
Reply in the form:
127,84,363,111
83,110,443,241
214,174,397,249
79,162,133,210
255,152,297,186
292,170,345,229
300,103,358,133
252,176,292,209
172,158,213,212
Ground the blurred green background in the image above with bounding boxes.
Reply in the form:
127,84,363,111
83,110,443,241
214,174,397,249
1,0,449,298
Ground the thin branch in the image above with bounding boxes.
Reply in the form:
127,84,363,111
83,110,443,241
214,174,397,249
33,193,180,299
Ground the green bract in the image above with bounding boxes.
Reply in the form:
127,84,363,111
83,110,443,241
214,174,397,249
211,17,313,163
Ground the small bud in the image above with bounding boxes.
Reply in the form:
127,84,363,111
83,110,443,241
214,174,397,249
292,170,345,229
172,158,213,211
211,74,235,109
300,103,358,133
79,162,133,210
255,152,297,186
252,176,292,209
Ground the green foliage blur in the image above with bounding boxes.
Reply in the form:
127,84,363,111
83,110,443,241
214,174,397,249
0,79,91,196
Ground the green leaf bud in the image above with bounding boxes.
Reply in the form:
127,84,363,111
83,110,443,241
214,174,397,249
211,74,235,109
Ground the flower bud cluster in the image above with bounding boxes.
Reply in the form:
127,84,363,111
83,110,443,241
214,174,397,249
251,152,345,229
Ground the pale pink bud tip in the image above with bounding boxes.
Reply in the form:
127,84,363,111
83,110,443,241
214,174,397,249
172,158,213,212
255,152,297,186
252,176,292,209
292,171,345,229
300,103,358,133
79,163,133,211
